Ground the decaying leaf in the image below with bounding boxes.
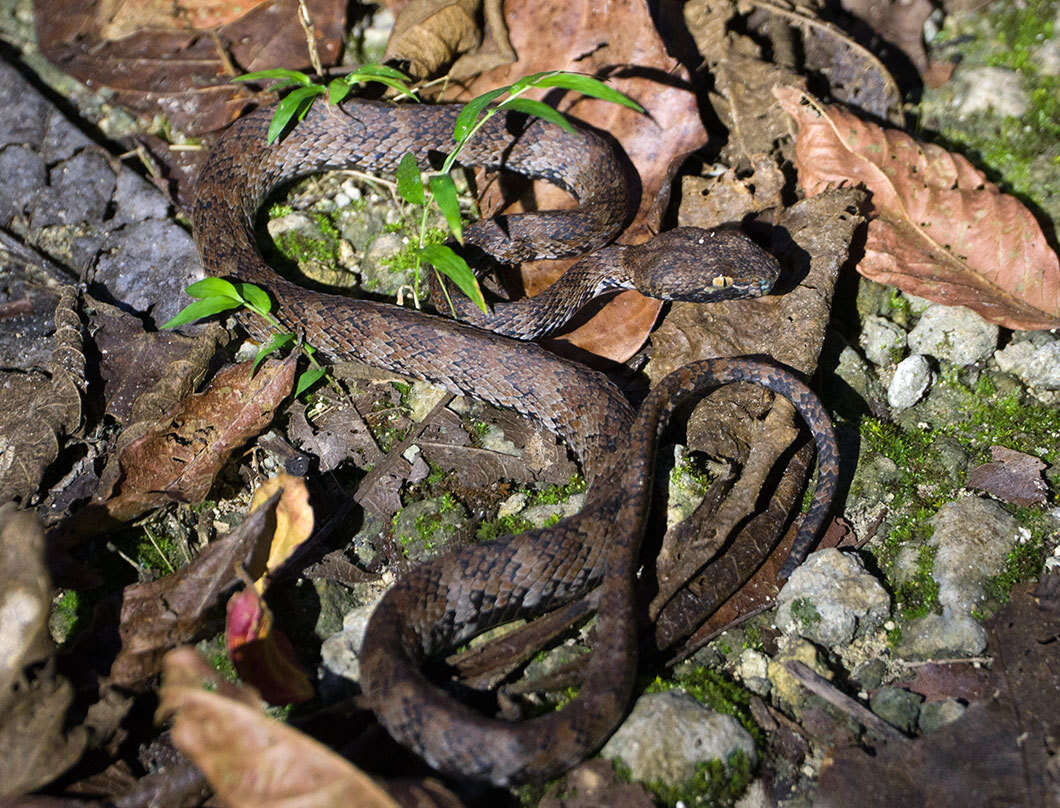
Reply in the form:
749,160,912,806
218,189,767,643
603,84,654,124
109,494,279,686
35,0,346,136
226,586,314,705
91,297,226,426
967,445,1049,506
0,286,84,505
158,647,401,808
451,0,708,362
817,573,1060,808
248,473,315,585
775,86,1060,330
384,0,514,79
96,356,297,523
0,506,86,797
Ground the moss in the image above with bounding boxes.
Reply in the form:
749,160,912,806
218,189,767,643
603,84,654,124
789,597,822,631
49,590,80,644
609,751,754,808
476,512,534,542
893,542,942,621
528,475,587,506
645,666,764,750
135,526,183,575
979,507,1049,607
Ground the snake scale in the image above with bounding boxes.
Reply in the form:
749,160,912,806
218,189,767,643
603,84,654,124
192,98,839,785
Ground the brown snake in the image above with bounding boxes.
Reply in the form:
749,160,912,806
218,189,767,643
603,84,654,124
192,98,839,785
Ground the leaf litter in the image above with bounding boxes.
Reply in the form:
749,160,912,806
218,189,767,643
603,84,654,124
3,0,1060,805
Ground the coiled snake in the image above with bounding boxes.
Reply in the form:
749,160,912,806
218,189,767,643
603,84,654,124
192,98,839,785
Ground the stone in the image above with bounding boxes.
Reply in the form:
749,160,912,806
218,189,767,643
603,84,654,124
996,337,1060,390
601,690,755,787
391,497,470,562
407,380,448,422
953,66,1030,118
897,611,987,659
860,315,906,367
918,698,967,734
908,305,999,366
776,549,891,648
887,354,933,410
869,686,922,733
736,648,771,696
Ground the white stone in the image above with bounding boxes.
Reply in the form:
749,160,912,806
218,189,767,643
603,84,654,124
887,354,933,410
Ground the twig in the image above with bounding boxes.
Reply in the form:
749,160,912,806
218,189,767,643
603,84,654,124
784,660,909,743
297,0,324,79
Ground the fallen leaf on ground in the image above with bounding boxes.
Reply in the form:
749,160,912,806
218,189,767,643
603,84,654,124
95,356,297,523
158,647,401,808
109,493,279,686
385,0,514,79
966,445,1049,506
0,506,86,796
450,0,708,362
249,473,315,585
775,86,1060,330
226,586,314,705
817,572,1060,807
36,0,346,136
0,286,84,505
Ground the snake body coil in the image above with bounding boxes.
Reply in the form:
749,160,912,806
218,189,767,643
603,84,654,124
193,99,839,785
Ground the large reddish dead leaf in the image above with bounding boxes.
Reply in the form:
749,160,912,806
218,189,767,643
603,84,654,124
109,494,279,686
96,356,296,523
817,573,1060,808
775,86,1060,331
158,647,401,808
447,0,708,362
35,0,346,136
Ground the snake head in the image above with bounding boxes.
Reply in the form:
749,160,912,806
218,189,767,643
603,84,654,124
629,227,781,302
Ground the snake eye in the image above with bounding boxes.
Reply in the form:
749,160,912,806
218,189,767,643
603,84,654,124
712,275,734,288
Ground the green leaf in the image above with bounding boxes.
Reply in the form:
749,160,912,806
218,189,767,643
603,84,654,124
350,63,411,81
267,85,325,143
454,87,508,141
508,71,555,95
396,153,426,206
328,78,352,105
295,366,327,397
420,244,486,313
161,296,242,329
499,98,575,133
429,174,462,243
234,69,313,86
531,72,643,112
236,283,272,314
186,277,241,301
252,332,294,372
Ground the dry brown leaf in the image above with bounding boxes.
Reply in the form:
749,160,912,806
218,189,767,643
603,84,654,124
775,86,1060,330
385,0,514,80
249,473,315,585
109,492,279,686
158,647,399,808
97,356,296,523
449,0,708,362
97,0,273,39
966,445,1049,506
0,286,84,505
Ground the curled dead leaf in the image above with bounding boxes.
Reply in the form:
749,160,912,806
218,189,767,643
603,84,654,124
158,647,399,808
775,86,1060,330
249,473,315,586
385,0,514,79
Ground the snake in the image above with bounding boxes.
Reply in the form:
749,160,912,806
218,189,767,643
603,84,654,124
192,97,839,786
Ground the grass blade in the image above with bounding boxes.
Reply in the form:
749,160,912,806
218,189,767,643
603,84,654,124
500,98,575,133
454,88,507,141
268,85,325,143
162,296,241,329
420,244,486,313
234,69,312,86
429,174,463,243
532,72,643,112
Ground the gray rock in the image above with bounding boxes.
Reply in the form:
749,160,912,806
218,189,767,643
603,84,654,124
908,305,999,366
869,687,922,733
897,611,986,658
601,690,755,787
113,168,170,224
361,231,409,295
860,315,906,367
319,597,381,688
408,380,448,422
851,658,887,691
930,498,1021,616
0,144,45,224
918,698,967,734
953,66,1030,118
776,549,890,648
93,219,202,326
833,344,888,412
32,150,115,229
392,497,470,562
887,354,933,410
736,648,771,696
522,493,585,528
996,337,1060,389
